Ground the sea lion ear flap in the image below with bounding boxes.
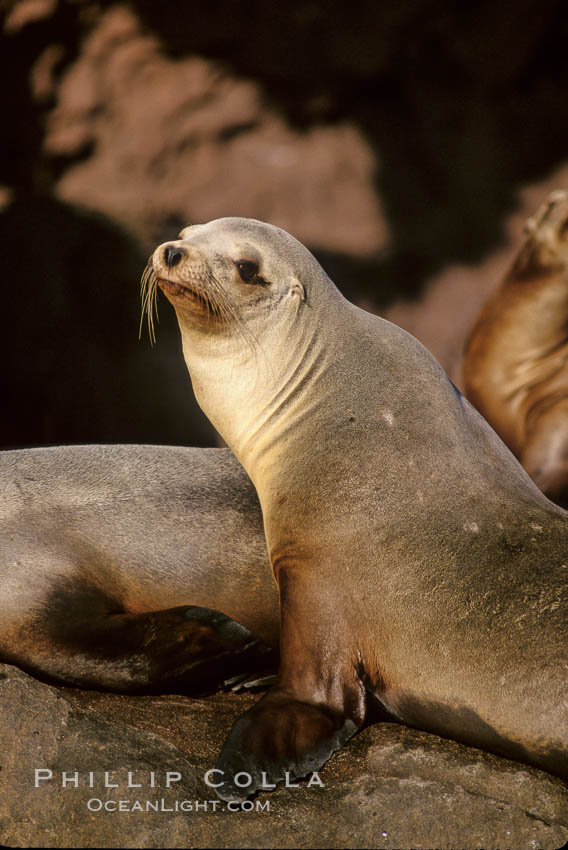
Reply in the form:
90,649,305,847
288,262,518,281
290,279,306,302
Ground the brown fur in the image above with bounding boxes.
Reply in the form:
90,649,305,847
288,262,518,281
463,190,568,506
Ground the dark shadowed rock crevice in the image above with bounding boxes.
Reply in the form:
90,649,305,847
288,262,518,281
0,193,216,449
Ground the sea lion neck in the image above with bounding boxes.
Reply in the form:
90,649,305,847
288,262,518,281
178,277,348,475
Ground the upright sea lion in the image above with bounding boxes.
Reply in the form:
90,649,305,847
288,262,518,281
463,190,568,506
0,444,278,693
151,217,568,801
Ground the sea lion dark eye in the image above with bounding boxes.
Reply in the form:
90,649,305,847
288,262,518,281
235,261,259,283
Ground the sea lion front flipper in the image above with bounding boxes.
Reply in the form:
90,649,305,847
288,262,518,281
214,570,365,801
214,687,359,801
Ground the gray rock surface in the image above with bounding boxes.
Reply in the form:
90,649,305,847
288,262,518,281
1,663,566,849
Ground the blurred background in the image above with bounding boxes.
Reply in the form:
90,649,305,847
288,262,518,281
2,0,567,449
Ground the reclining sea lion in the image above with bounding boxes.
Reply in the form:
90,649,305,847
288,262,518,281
0,444,278,693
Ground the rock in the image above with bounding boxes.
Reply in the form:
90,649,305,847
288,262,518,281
3,0,568,449
45,5,387,258
1,663,566,849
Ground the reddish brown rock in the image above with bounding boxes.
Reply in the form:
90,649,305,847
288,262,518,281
1,664,567,849
45,6,388,258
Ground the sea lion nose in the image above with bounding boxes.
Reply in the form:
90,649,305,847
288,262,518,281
164,244,185,268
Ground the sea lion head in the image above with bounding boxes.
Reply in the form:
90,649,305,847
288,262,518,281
515,190,568,278
524,190,568,240
144,218,343,462
145,218,336,340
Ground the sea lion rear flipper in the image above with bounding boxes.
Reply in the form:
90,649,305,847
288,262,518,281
14,596,277,696
171,606,278,696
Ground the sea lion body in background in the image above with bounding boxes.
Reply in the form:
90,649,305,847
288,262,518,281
463,190,568,506
0,444,278,692
152,217,568,801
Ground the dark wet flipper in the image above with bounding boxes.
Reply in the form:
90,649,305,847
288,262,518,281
214,687,358,802
148,606,278,696
18,599,277,695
